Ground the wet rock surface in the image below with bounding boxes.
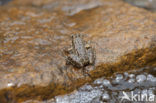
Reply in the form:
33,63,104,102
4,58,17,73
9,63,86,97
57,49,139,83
54,67,156,103
0,0,156,102
23,66,156,103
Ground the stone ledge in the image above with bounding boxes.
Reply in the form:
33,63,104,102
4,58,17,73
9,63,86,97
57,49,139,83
0,0,156,102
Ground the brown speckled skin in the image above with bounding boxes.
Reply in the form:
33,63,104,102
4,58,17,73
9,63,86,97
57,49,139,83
64,34,95,68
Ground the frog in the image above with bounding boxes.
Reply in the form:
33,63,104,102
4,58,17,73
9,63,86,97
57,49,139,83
64,34,95,68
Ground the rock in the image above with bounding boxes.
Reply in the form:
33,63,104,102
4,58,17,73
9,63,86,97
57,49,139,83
0,0,12,5
136,74,147,83
0,0,156,102
124,0,156,11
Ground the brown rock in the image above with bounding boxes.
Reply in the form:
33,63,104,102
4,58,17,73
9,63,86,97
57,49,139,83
0,0,156,102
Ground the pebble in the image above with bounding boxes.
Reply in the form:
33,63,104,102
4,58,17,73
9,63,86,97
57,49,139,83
129,74,135,78
136,74,146,83
102,79,111,86
147,74,156,82
114,74,123,83
102,93,110,100
128,78,135,83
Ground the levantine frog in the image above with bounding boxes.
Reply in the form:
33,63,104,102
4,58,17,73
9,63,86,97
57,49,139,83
64,34,95,68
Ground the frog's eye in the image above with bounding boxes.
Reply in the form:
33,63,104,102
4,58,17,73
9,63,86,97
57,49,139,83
85,44,91,49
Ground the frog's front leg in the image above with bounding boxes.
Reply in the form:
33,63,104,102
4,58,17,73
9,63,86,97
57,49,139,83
67,54,84,68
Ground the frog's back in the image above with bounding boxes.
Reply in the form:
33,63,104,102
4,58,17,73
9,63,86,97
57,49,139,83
72,34,86,56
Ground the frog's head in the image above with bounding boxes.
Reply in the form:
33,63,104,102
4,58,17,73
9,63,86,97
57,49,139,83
71,34,81,39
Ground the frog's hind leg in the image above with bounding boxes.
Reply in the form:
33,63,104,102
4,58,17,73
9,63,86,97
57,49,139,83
85,40,96,64
86,47,95,65
67,54,84,68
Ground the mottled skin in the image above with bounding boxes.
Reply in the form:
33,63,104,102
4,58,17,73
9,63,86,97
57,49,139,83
64,34,95,68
